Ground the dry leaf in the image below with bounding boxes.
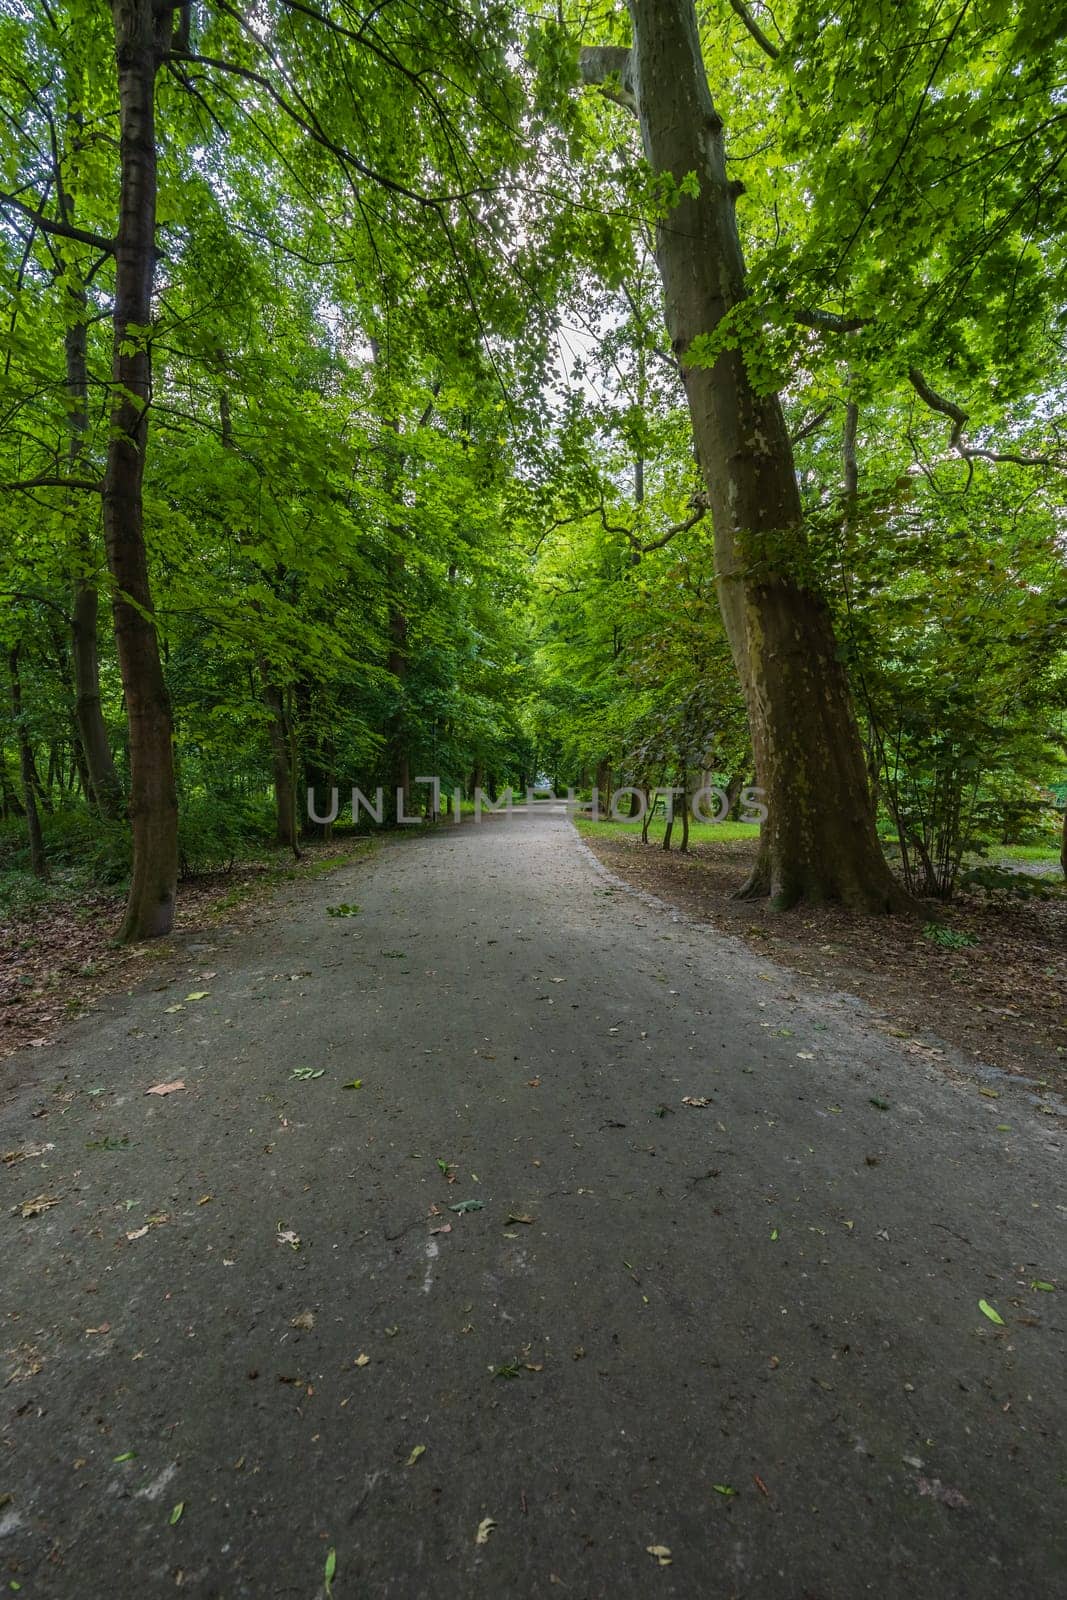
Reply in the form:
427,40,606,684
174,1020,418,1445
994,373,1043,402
185,991,210,1001
506,1213,536,1225
917,1476,970,1509
646,1545,672,1566
475,1517,496,1546
291,1310,315,1331
15,1193,60,1218
146,1080,185,1097
429,1223,452,1235
681,1096,711,1108
126,1225,149,1241
354,1353,370,1368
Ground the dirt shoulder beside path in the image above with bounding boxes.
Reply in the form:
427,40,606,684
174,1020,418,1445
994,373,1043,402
577,824,1067,1102
0,837,372,1074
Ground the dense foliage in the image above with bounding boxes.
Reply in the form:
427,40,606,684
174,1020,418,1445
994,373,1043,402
1,0,1064,923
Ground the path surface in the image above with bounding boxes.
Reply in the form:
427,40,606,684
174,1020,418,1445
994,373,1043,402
2,809,1064,1599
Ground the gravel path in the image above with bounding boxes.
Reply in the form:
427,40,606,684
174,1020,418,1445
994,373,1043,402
2,807,1064,1598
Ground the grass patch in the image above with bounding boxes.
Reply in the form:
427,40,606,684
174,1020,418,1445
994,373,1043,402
574,816,761,846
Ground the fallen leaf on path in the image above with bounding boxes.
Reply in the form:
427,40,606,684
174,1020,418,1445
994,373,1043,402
796,1051,815,1060
276,1225,301,1249
712,1484,737,1497
1031,1280,1055,1292
113,1451,136,1463
449,1199,484,1214
475,1517,496,1545
526,1077,541,1087
505,1213,536,1225
325,1547,337,1597
978,1299,1005,1326
85,1323,110,1336
290,1311,315,1331
2,1142,53,1164
290,1067,324,1080
146,1080,185,1097
429,1223,452,1235
753,1474,770,1497
164,1005,183,1014
185,992,210,1001
681,1096,711,1108
917,1476,969,1509
126,1226,149,1241
354,1353,370,1367
341,1079,362,1090
406,1444,426,1467
169,1501,184,1526
646,1545,672,1566
15,1193,60,1218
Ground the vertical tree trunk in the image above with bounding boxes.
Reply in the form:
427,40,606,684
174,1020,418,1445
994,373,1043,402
103,0,178,940
261,672,300,856
386,555,410,819
9,648,48,880
582,5,904,910
63,232,123,819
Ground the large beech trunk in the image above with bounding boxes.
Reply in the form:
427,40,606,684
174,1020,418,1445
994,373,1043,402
104,0,178,939
582,2,903,910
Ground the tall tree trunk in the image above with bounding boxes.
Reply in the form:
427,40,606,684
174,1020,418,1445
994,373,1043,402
62,162,124,820
9,648,48,880
261,672,300,856
103,0,178,940
582,5,904,910
386,553,410,820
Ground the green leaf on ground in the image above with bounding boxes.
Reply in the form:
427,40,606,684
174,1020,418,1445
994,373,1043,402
978,1299,1005,1325
1031,1280,1054,1292
169,1502,184,1526
449,1199,484,1213
326,904,360,917
325,1547,336,1596
290,1067,324,1080
406,1444,426,1466
341,1079,363,1089
713,1484,737,1496
113,1451,136,1463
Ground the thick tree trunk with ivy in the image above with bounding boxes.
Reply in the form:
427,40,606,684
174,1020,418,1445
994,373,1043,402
103,0,178,940
582,1,904,910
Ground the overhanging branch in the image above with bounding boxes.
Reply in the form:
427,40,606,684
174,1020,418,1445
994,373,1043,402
726,0,781,62
578,46,638,115
0,192,114,254
908,368,1060,470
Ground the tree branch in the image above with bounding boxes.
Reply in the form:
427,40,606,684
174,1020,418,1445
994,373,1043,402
794,308,870,333
1,474,103,493
726,0,780,61
0,192,114,253
578,46,638,115
908,368,1060,469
